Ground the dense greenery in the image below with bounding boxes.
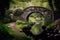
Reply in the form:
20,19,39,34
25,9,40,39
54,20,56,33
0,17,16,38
9,0,51,10
0,0,60,40
0,24,17,40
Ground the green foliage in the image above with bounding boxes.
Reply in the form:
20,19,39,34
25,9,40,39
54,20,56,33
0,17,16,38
16,20,29,30
14,9,22,16
0,24,17,40
23,35,34,40
3,17,11,23
1,0,55,40
18,0,31,2
9,0,51,10
44,18,52,26
4,25,14,34
31,24,43,35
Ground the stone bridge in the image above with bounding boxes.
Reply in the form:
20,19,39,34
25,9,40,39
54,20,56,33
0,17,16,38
21,6,54,22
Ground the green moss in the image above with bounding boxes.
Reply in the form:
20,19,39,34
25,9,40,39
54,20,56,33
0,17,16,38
16,20,29,30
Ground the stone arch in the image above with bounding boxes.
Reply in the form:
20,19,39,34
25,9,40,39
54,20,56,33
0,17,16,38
21,6,54,22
